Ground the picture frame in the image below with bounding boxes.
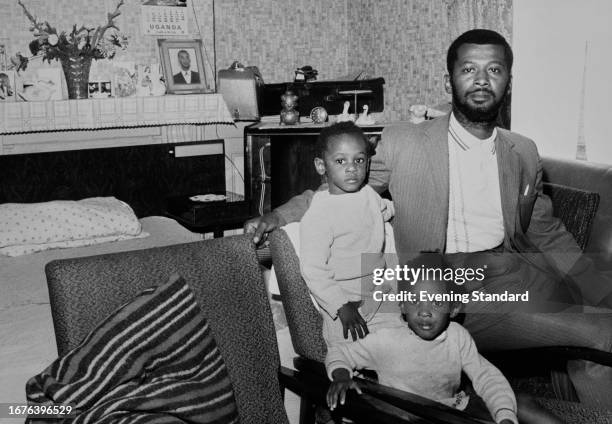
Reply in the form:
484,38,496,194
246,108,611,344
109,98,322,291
0,38,9,71
0,70,16,102
112,61,137,97
88,80,113,98
158,39,210,94
35,68,64,100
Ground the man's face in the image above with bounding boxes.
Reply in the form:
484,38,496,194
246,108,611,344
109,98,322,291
446,43,511,123
178,51,191,71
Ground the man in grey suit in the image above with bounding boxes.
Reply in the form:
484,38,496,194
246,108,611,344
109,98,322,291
245,29,612,407
173,50,200,85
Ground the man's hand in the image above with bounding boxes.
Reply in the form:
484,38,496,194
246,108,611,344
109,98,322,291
337,301,369,341
243,211,283,246
327,368,362,411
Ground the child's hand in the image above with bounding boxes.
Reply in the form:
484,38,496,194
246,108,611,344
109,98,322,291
327,369,362,410
381,198,395,221
337,301,369,341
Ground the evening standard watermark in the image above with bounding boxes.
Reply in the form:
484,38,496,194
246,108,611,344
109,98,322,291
359,252,612,314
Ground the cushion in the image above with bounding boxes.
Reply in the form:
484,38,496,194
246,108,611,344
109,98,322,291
26,274,239,424
0,197,148,256
543,183,600,250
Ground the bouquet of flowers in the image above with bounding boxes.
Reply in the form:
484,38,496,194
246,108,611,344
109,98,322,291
14,0,128,71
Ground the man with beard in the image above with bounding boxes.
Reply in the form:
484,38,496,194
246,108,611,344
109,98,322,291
245,29,612,408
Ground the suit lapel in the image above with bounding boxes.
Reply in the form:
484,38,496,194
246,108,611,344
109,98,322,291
423,115,450,205
422,115,450,247
495,131,521,238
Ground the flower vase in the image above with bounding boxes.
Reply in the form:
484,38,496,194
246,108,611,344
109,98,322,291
60,56,92,100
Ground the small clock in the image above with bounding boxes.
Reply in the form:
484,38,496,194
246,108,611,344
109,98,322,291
310,106,328,124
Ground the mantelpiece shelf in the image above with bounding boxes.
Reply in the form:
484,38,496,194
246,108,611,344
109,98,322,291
0,94,235,155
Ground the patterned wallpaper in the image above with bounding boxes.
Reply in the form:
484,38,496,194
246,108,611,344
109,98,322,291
0,0,215,85
214,0,350,84
0,0,511,122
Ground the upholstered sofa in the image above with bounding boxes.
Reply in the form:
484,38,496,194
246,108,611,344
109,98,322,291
542,156,612,270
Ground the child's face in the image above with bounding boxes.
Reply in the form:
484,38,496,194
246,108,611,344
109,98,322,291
401,279,458,341
314,134,368,195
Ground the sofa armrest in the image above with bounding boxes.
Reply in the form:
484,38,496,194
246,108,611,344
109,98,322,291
542,156,612,269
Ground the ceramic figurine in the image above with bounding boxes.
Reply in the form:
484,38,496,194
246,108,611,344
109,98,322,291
336,100,355,123
409,104,428,124
280,90,300,125
149,69,166,96
355,104,375,126
136,65,166,97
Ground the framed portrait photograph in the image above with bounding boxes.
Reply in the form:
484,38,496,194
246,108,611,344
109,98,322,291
158,39,210,94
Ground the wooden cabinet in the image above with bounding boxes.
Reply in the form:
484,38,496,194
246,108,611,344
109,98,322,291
245,123,384,215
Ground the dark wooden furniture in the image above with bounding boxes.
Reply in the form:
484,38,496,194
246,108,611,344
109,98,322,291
244,122,384,215
165,191,251,237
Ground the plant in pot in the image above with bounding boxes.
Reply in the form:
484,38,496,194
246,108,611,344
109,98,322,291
17,0,128,99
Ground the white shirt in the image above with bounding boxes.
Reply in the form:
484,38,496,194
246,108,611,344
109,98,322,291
182,70,192,84
445,113,504,253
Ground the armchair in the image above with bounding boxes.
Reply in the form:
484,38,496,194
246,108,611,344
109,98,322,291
45,235,287,424
269,209,612,424
269,228,493,424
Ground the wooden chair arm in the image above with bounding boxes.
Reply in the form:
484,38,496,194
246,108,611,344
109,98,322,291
279,366,428,424
291,357,493,424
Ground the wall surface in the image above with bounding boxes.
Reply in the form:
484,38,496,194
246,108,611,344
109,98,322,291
1,0,511,122
512,0,612,164
214,0,350,85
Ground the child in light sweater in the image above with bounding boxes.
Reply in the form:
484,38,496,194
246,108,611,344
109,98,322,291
299,121,404,371
326,253,564,424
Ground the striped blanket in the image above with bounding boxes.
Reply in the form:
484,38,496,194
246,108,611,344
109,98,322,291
26,274,239,424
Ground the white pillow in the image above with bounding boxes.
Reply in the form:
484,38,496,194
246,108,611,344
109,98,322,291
0,197,148,257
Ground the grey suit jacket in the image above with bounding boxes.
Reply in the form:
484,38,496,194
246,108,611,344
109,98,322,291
276,115,606,304
173,70,201,85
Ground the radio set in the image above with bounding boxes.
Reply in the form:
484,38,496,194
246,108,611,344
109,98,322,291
217,61,264,121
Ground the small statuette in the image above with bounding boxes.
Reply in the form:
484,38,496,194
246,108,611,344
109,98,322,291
355,104,375,126
409,104,428,124
336,100,355,123
310,106,328,124
280,90,300,125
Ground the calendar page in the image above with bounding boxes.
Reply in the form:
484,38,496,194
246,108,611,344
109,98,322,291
141,1,189,36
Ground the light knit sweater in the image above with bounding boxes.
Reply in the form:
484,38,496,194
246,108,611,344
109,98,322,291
328,321,518,424
299,185,391,318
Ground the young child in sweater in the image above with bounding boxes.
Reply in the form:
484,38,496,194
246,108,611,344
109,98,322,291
299,121,404,372
326,253,564,424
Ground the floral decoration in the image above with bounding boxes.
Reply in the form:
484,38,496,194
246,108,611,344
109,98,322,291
14,0,128,71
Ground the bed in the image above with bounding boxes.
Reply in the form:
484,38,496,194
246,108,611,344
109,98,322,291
0,215,203,406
